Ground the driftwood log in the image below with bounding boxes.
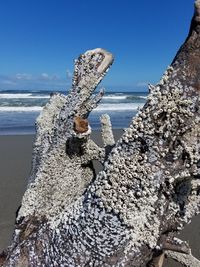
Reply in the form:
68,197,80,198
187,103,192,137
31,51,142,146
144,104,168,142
1,1,200,266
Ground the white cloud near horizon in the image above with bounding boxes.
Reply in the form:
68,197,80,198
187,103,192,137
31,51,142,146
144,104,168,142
16,73,32,80
136,81,148,87
66,69,72,79
40,73,49,80
0,72,71,91
2,80,16,85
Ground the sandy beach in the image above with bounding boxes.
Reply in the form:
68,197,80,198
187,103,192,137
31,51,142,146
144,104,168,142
0,130,199,266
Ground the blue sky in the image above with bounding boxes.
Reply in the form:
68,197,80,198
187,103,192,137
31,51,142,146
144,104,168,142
0,0,195,92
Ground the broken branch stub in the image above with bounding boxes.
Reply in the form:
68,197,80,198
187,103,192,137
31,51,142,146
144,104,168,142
1,1,200,266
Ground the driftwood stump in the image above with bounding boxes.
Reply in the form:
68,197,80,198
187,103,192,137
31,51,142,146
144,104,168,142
1,1,200,266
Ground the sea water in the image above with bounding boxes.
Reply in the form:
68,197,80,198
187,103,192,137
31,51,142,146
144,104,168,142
0,89,148,134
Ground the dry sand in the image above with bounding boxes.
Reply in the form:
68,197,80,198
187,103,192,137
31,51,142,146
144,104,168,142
0,130,199,266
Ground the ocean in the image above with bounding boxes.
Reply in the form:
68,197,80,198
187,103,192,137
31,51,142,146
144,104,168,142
0,89,148,135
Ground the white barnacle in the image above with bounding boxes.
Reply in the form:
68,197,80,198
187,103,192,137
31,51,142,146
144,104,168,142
169,177,175,183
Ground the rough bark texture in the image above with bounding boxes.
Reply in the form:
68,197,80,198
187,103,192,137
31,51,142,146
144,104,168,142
1,1,200,266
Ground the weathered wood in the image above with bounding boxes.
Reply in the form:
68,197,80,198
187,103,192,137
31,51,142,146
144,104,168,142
1,1,200,266
165,251,200,267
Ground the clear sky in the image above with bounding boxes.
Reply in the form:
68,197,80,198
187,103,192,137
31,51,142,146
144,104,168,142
0,0,195,92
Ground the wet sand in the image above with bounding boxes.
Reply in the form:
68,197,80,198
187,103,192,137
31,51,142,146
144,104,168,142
0,131,199,266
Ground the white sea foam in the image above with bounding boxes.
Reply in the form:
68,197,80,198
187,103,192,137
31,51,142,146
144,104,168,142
139,96,147,99
102,95,147,100
0,102,144,112
0,93,49,99
103,95,147,100
0,106,42,112
94,103,144,111
103,95,127,100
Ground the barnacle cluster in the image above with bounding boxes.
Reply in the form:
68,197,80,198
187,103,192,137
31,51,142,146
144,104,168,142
92,64,200,250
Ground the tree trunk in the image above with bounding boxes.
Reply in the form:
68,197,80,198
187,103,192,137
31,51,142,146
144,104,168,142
1,1,200,266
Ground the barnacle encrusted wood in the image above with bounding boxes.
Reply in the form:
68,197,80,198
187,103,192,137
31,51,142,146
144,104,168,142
1,1,200,266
